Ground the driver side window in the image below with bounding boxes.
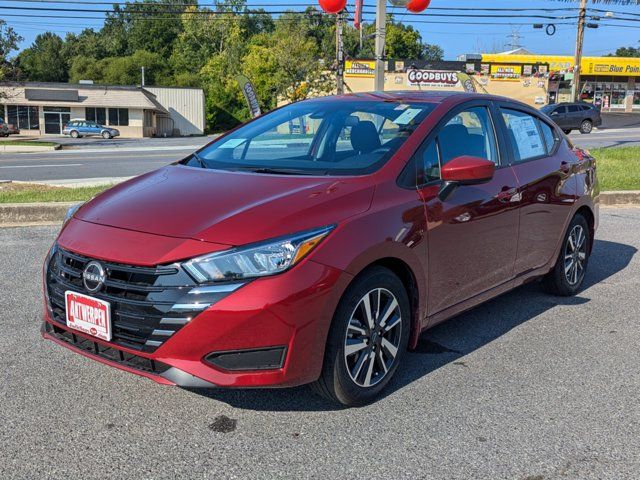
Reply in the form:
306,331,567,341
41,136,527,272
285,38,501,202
413,106,498,185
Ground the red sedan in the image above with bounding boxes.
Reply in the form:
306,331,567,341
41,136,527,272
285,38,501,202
42,92,598,406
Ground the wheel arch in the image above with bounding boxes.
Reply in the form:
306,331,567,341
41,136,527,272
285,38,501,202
575,205,595,254
347,256,423,350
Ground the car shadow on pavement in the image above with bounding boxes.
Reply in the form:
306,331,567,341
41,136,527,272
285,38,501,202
187,239,636,412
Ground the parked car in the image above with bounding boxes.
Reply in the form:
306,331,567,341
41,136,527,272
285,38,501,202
0,118,9,137
6,123,20,135
63,120,120,139
540,102,602,134
42,92,598,406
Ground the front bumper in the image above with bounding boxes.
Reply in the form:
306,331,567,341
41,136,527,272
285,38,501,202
43,255,351,389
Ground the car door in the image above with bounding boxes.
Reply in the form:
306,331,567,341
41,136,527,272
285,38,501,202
548,105,567,128
566,104,582,129
496,103,577,276
402,101,520,316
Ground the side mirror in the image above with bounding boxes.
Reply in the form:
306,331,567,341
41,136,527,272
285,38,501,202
439,156,495,201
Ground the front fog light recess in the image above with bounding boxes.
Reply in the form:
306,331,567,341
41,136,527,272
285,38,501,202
183,226,334,283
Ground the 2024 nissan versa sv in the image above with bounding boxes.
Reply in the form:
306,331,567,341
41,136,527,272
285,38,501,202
42,92,598,406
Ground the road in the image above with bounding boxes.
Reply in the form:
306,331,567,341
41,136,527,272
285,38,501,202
0,137,212,183
568,127,640,149
0,128,638,183
1,208,639,479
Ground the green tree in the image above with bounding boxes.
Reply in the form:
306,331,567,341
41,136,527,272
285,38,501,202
422,43,444,61
106,0,197,59
0,19,22,83
17,32,68,82
612,46,640,57
63,29,105,60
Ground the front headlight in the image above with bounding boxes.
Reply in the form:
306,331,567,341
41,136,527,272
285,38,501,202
62,202,84,229
183,226,334,283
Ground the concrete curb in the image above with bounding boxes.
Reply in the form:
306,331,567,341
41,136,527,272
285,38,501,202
0,202,75,226
0,144,61,153
599,190,640,206
0,192,639,227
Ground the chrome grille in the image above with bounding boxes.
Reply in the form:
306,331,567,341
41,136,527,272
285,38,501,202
45,246,240,353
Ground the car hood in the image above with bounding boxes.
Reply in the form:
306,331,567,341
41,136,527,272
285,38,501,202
75,165,375,245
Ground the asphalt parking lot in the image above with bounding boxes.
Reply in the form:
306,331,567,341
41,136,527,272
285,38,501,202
1,208,639,479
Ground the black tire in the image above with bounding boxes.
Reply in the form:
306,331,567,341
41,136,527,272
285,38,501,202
542,213,591,296
580,119,593,134
102,131,111,139
70,130,79,138
563,129,572,135
311,266,411,407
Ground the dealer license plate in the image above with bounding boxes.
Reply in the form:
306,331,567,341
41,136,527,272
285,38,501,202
65,291,112,341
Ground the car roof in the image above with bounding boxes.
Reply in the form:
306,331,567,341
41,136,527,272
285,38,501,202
308,91,533,109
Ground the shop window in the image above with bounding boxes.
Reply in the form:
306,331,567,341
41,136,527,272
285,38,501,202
7,105,39,130
86,107,106,125
108,108,129,126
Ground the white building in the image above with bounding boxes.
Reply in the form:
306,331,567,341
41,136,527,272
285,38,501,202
0,82,205,138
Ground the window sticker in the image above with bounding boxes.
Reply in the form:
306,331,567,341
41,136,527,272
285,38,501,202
394,108,421,125
394,104,410,111
509,116,544,159
218,138,247,149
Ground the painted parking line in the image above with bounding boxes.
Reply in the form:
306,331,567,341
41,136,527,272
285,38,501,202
0,163,84,169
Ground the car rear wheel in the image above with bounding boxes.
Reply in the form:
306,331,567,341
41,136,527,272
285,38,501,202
102,131,112,139
311,266,410,407
542,213,590,296
580,119,593,134
70,130,79,138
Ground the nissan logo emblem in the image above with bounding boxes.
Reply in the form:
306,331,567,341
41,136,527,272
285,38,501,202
82,261,106,293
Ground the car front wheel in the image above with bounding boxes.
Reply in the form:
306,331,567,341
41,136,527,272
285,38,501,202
580,119,593,134
102,131,112,139
542,213,590,296
311,266,410,406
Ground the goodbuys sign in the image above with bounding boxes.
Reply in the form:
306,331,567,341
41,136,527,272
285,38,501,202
407,70,460,87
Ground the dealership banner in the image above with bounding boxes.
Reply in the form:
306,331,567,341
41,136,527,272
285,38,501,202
236,75,261,118
407,70,460,87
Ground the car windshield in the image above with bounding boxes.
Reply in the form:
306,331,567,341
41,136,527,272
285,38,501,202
183,98,436,175
540,105,555,113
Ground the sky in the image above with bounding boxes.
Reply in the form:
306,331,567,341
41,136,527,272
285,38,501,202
3,0,640,59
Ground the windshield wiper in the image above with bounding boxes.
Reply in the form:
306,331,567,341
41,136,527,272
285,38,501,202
190,151,208,169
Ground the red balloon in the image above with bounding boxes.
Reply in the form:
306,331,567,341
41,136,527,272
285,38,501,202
406,0,430,13
318,0,347,14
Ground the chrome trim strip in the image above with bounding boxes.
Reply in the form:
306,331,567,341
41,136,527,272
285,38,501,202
188,283,244,295
151,329,175,336
159,317,191,325
171,303,210,311
145,340,163,347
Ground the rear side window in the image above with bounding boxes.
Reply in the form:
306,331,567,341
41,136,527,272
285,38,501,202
568,105,581,113
501,109,546,163
538,121,557,153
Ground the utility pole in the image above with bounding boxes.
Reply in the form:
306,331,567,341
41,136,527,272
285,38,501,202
374,0,386,91
571,0,588,102
336,12,345,95
141,66,145,87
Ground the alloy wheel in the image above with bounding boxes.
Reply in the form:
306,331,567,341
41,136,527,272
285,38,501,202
564,225,587,286
343,288,402,388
